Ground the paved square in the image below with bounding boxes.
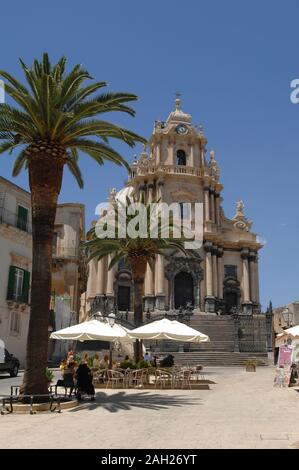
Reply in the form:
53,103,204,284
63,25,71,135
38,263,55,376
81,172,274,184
1,366,299,449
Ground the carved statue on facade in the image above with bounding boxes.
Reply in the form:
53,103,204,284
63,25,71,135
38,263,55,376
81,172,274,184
232,199,252,231
208,149,220,180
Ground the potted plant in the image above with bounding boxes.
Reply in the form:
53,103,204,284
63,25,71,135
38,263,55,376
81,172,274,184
45,367,54,385
244,358,258,372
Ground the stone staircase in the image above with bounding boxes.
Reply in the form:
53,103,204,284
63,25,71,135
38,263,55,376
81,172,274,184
170,351,268,366
188,315,235,351
146,313,269,366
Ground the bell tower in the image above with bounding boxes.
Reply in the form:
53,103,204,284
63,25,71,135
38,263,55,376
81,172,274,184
148,93,207,170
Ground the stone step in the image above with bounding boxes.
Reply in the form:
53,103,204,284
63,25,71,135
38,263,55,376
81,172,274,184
189,342,234,351
170,352,269,366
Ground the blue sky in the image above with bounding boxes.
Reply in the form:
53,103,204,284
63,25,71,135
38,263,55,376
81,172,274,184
1,0,299,310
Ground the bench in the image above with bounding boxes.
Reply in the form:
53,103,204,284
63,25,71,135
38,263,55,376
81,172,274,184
53,379,77,398
1,386,62,414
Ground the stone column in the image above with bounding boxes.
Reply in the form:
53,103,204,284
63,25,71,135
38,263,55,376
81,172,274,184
249,251,257,303
87,259,97,298
204,186,210,222
106,255,115,295
204,242,215,312
148,182,155,203
217,248,224,300
138,182,146,201
255,254,260,305
144,262,155,310
167,137,173,165
155,255,165,309
145,264,155,295
200,146,206,167
189,143,194,167
209,189,215,223
212,246,218,298
156,139,161,165
215,193,220,225
96,258,106,295
241,248,252,314
157,179,164,200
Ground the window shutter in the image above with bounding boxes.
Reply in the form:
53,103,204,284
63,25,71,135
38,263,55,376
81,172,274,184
22,270,30,303
7,266,16,300
17,206,28,231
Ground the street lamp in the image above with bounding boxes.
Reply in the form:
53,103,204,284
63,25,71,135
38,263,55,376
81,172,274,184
107,311,116,369
282,307,293,328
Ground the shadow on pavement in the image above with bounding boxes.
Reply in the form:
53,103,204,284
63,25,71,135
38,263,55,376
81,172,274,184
69,391,202,413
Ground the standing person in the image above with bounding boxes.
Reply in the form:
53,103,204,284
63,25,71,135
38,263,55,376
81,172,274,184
76,361,95,401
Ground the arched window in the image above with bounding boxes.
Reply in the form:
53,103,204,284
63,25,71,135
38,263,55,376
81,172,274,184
176,149,186,166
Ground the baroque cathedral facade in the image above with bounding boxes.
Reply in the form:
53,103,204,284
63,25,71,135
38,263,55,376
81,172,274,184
85,97,262,319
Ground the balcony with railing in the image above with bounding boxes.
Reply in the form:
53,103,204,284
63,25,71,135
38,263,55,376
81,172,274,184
0,207,32,234
128,164,202,181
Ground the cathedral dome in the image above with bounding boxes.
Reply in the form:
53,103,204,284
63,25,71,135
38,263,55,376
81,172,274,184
166,95,192,124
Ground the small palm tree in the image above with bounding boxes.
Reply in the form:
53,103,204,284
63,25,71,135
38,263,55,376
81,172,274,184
85,195,191,335
0,54,145,396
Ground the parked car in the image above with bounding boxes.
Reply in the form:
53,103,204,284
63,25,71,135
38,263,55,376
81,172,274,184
0,340,20,377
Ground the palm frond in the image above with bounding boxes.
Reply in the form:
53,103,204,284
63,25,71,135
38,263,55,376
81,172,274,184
0,53,145,181
67,149,84,188
12,148,27,176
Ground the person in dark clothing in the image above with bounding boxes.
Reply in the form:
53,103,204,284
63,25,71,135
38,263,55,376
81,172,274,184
63,361,76,397
289,363,298,386
76,362,95,400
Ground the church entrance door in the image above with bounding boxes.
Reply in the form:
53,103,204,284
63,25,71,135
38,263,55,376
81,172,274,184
117,286,131,311
225,292,238,314
174,271,194,309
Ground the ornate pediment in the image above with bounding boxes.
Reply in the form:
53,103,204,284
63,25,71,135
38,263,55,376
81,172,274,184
232,200,252,232
165,256,203,281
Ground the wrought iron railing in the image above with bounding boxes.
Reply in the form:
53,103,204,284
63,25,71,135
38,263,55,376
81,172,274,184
239,341,267,353
128,164,202,180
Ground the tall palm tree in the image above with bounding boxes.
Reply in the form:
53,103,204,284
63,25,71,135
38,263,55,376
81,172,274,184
0,54,145,396
85,195,191,341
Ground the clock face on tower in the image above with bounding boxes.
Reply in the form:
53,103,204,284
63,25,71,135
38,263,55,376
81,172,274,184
176,123,188,135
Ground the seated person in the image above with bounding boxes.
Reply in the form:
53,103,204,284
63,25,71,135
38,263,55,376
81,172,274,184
92,353,100,370
56,361,76,397
122,355,131,365
144,350,153,363
99,354,110,370
59,359,67,375
75,361,95,400
64,361,76,395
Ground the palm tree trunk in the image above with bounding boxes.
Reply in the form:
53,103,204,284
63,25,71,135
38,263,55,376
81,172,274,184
131,257,147,362
20,153,64,397
133,279,144,327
